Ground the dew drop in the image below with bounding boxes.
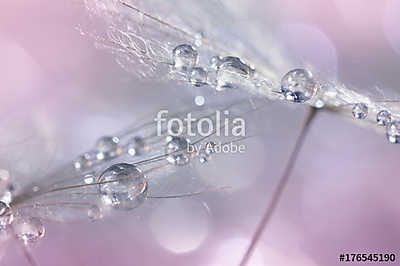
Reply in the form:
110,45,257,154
194,95,205,106
74,153,94,170
210,55,223,70
280,68,317,103
376,110,392,126
165,136,192,166
127,136,149,156
13,217,45,244
216,56,252,91
83,173,96,184
87,205,103,221
352,103,368,119
98,163,147,210
0,202,13,230
199,141,216,164
189,67,208,87
95,136,121,160
172,44,198,71
386,121,400,143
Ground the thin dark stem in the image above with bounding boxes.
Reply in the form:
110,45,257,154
239,107,317,266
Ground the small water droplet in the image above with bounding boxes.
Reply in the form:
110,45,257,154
83,173,96,184
98,163,147,210
386,121,400,143
172,44,198,71
313,99,325,109
0,202,13,230
352,103,368,119
189,67,208,87
87,205,103,221
74,153,94,170
216,57,252,91
194,96,205,106
96,136,121,160
377,110,392,126
280,69,317,103
210,55,223,70
165,136,192,166
127,136,149,156
13,217,45,245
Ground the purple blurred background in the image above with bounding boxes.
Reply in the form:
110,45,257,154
0,0,399,265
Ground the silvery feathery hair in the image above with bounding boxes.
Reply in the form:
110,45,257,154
0,0,399,265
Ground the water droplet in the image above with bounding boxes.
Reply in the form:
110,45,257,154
95,136,121,160
13,217,45,244
127,136,149,156
198,141,216,164
172,44,198,71
0,202,13,230
377,110,392,126
98,163,147,210
83,173,96,184
352,103,368,119
87,205,103,221
280,69,318,103
189,67,208,87
165,136,192,166
216,56,252,91
210,55,223,70
194,95,205,106
386,121,400,143
312,99,325,109
194,32,204,47
74,153,94,170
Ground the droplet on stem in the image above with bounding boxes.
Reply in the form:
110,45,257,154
189,67,208,87
95,136,121,160
386,121,400,143
98,163,148,210
165,136,192,166
172,44,199,71
376,110,391,126
280,68,317,103
352,103,368,119
13,217,45,245
127,136,149,156
216,56,252,91
0,201,13,230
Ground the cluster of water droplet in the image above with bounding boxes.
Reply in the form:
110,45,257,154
171,44,257,92
74,135,150,171
349,102,400,143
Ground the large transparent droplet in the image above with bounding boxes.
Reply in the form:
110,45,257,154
0,202,13,230
377,110,392,126
127,136,149,156
189,67,208,87
172,44,199,71
386,121,400,143
280,68,317,103
165,136,192,166
95,136,121,160
352,103,368,119
98,163,147,210
216,56,252,91
13,217,45,244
